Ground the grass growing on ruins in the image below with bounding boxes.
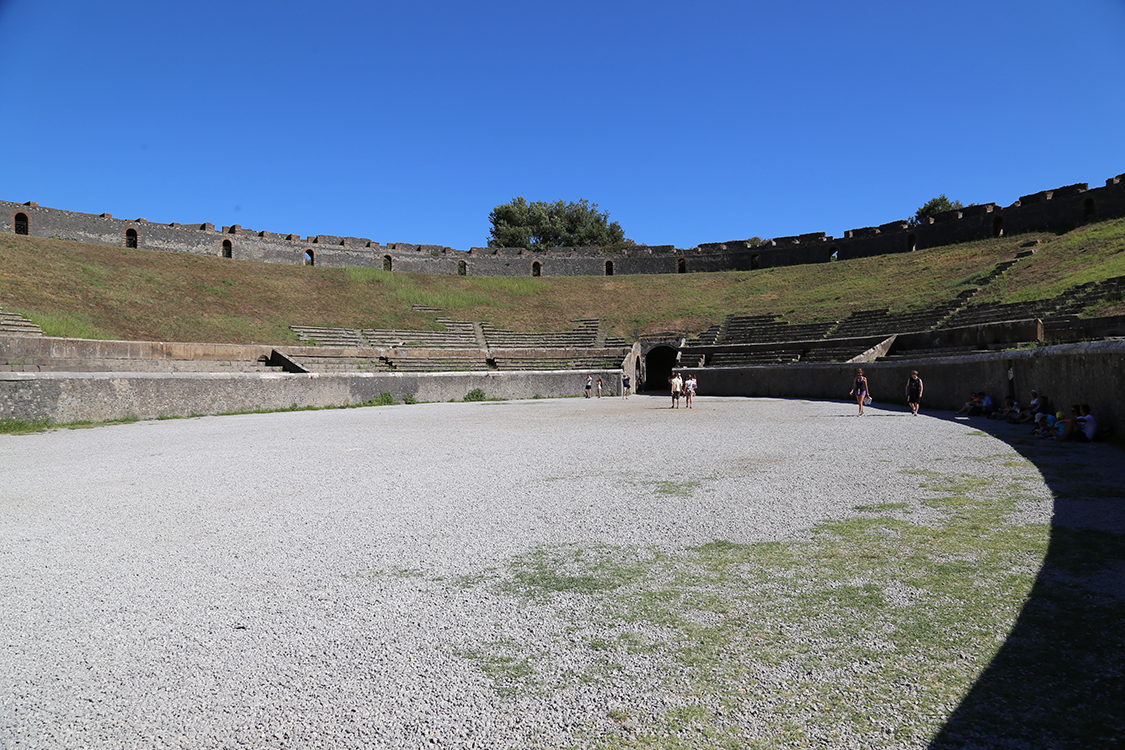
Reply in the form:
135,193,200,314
0,417,54,434
972,217,1125,311
3,218,1125,345
446,458,1125,749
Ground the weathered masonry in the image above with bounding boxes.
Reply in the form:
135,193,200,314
5,171,1124,277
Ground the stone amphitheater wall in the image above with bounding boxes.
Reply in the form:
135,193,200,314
684,340,1125,432
4,171,1124,276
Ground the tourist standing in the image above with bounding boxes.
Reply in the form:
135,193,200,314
584,375,593,398
906,370,923,416
622,374,631,399
670,372,683,409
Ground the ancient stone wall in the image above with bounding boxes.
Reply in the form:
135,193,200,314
683,340,1125,431
4,171,1124,277
0,368,625,423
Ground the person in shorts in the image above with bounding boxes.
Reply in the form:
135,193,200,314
622,374,631,399
850,368,870,416
906,370,923,416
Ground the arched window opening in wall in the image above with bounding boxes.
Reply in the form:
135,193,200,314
829,246,839,261
751,254,761,270
1084,198,1096,222
992,216,1004,238
531,261,542,277
457,260,467,276
907,233,917,252
383,255,393,272
605,260,614,276
304,249,315,266
222,239,233,258
13,213,29,235
125,228,138,248
677,258,686,274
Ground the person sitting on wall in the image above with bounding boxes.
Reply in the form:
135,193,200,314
1057,404,1098,442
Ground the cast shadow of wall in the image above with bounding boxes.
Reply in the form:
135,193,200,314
925,414,1125,748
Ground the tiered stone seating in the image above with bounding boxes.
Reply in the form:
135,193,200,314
1070,275,1125,312
291,318,481,349
481,318,600,349
0,357,283,373
491,354,624,371
363,319,479,349
717,316,834,344
799,344,874,363
830,303,956,338
708,349,801,366
383,355,487,372
0,308,44,337
290,326,367,347
684,324,721,347
285,355,390,373
879,345,989,361
939,298,1062,328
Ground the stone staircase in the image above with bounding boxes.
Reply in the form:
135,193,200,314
0,307,44,337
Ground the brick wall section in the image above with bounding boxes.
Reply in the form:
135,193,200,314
5,171,1123,276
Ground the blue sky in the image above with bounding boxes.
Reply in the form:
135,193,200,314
2,0,1124,251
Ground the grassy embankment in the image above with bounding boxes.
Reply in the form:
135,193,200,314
1,217,1124,345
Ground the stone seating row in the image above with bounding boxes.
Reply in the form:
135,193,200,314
0,358,283,373
491,355,625,371
480,318,601,349
830,303,961,338
716,317,836,344
939,298,1064,328
0,308,44,337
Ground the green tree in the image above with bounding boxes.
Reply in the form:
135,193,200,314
488,197,625,251
911,194,965,226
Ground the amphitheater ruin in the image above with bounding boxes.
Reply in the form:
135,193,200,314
2,170,1125,428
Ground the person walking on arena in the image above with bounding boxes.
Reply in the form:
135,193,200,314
906,370,924,416
850,368,871,416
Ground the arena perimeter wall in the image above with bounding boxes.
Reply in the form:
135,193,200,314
682,340,1125,430
0,369,624,424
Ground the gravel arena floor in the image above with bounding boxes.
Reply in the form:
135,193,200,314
2,395,1123,749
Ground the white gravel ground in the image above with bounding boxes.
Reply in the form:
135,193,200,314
1,395,1121,748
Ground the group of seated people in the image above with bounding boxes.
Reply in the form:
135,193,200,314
1032,403,1098,442
960,388,1101,442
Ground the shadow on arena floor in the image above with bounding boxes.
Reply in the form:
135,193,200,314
920,411,1125,748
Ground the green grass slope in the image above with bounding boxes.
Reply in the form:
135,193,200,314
2,218,1124,344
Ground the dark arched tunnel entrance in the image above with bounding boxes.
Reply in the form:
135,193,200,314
644,345,678,392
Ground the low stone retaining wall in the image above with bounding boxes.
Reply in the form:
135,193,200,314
683,340,1125,429
0,369,623,424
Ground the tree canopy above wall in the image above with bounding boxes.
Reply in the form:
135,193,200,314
488,197,625,251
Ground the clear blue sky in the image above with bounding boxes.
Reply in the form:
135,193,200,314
2,0,1124,251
